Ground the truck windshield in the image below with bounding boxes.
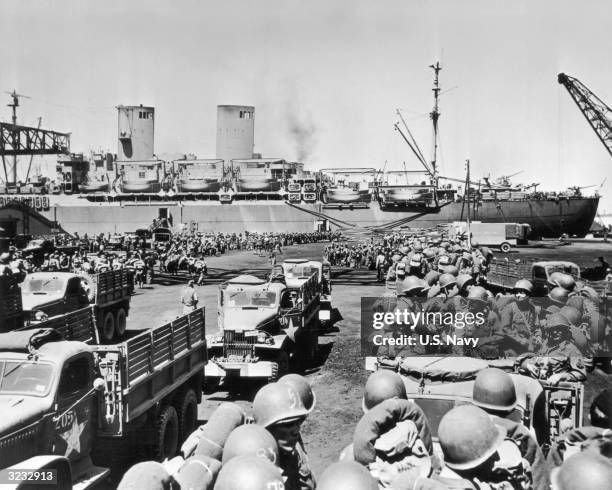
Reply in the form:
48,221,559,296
227,290,277,307
21,277,65,295
0,361,53,396
284,265,316,278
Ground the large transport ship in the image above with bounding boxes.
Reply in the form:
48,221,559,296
0,68,601,237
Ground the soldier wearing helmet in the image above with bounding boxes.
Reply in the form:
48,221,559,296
437,405,531,489
318,461,378,490
550,452,612,490
500,279,543,356
516,313,586,385
407,253,425,278
462,286,504,359
215,455,286,490
222,424,279,465
253,382,315,490
548,287,569,307
547,388,612,471
472,369,549,490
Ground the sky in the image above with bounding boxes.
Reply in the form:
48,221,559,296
1,0,611,213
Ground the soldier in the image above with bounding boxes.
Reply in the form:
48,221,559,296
550,452,612,490
547,388,612,469
180,280,198,315
499,280,542,356
253,382,315,490
472,368,549,490
215,455,286,490
317,461,378,490
222,424,279,465
438,405,531,489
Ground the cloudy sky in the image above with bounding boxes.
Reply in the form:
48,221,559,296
2,0,611,212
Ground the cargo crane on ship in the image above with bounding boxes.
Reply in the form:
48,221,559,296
558,72,612,159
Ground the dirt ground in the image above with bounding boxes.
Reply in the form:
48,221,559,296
125,238,612,480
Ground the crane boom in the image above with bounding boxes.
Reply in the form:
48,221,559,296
558,72,612,158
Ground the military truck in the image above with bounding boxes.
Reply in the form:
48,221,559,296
274,258,333,325
0,308,207,489
205,272,320,384
19,269,131,342
486,259,582,296
364,356,583,449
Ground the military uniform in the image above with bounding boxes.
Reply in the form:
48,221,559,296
278,439,315,490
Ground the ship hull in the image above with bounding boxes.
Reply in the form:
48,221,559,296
31,195,598,238
177,179,221,193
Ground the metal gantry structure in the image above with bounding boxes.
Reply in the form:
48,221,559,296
1,90,70,185
558,73,612,159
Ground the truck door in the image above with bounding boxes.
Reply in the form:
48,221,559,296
53,355,96,463
64,277,86,312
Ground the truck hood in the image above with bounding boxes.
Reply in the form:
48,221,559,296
223,308,278,331
0,395,51,437
21,293,63,312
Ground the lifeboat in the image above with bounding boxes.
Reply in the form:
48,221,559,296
177,178,221,193
235,178,281,192
325,187,370,204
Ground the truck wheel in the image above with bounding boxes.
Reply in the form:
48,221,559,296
268,351,289,382
500,242,512,253
115,307,127,339
101,311,115,343
176,389,198,443
153,405,179,461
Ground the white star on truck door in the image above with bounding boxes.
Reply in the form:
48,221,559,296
59,411,86,457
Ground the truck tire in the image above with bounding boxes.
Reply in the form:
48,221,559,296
115,307,127,339
153,405,179,461
101,311,115,343
268,351,289,383
500,242,511,253
176,389,198,443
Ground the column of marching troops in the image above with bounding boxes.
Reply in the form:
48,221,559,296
115,233,612,489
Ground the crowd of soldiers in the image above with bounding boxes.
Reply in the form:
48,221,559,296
117,371,612,490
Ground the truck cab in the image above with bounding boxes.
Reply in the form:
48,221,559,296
21,272,91,321
531,261,580,295
277,259,332,322
0,335,108,486
206,271,321,382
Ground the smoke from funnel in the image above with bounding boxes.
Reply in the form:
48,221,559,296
284,87,317,162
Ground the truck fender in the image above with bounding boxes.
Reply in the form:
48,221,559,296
4,455,72,488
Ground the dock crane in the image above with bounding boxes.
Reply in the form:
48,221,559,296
558,72,612,158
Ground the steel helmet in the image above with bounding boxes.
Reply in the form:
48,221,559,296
362,370,407,412
566,295,584,312
117,461,173,490
445,265,459,276
396,262,407,276
438,255,451,267
467,286,489,304
398,276,426,296
544,312,572,330
559,306,582,326
253,382,309,428
222,424,279,465
423,248,437,260
399,245,410,255
391,254,402,262
440,241,450,250
457,274,474,291
413,243,424,252
549,272,576,291
424,270,440,286
471,240,480,248
513,279,533,294
214,455,285,490
472,368,517,412
317,461,378,490
438,405,506,471
549,287,569,305
279,373,316,412
551,453,612,490
409,253,423,268
439,273,457,289
175,455,220,490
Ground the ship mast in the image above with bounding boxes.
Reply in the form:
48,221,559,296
429,62,442,182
